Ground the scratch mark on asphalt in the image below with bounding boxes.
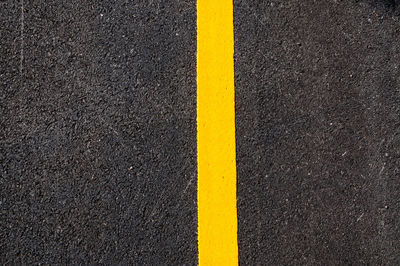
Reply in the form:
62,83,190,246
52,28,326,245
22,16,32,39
182,172,195,197
147,189,166,224
20,0,24,78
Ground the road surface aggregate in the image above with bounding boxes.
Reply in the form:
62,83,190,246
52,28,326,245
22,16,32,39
235,0,400,265
1,0,400,265
1,0,197,264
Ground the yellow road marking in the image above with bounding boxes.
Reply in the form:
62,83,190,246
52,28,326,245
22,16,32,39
197,0,238,265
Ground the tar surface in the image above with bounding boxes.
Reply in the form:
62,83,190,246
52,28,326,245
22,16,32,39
1,1,197,264
1,0,400,265
235,0,400,265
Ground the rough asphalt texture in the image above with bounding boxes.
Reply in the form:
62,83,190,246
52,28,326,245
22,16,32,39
235,0,400,265
1,0,197,264
1,0,400,265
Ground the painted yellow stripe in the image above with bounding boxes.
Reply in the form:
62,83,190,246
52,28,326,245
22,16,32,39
197,0,238,265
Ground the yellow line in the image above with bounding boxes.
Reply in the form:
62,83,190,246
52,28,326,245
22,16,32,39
197,0,238,265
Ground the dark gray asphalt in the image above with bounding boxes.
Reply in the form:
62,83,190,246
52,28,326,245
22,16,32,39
1,0,197,264
235,0,400,265
1,0,400,265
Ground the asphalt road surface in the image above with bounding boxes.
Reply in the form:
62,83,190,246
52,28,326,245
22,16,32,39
235,0,400,265
1,0,400,265
1,1,197,264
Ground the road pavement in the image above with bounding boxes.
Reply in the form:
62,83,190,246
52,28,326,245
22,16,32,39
1,0,400,264
235,0,400,264
1,1,197,264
